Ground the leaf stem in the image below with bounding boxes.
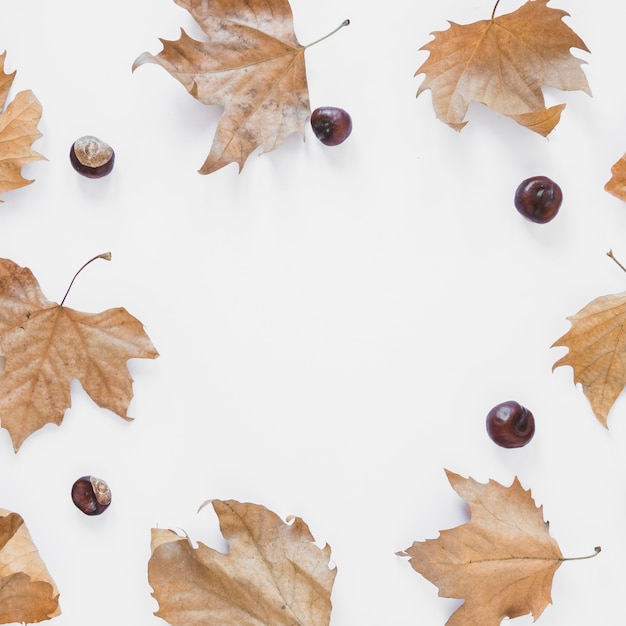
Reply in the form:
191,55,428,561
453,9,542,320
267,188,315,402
491,0,501,19
607,249,626,274
560,546,601,562
60,252,112,306
304,19,350,49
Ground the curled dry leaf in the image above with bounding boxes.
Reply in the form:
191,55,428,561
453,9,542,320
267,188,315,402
398,470,599,626
0,509,60,624
0,52,45,200
133,0,314,174
149,499,336,626
415,0,590,135
605,154,626,201
552,287,626,427
0,255,158,451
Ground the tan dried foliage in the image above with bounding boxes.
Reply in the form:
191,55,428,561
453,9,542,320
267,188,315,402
0,254,158,451
415,0,590,135
552,284,626,427
149,499,336,626
605,154,626,201
0,509,60,624
0,52,45,200
133,0,311,174
397,470,594,626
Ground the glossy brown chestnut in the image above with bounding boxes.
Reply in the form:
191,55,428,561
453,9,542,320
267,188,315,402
310,107,352,146
486,400,535,448
70,136,115,178
514,175,562,223
71,476,111,515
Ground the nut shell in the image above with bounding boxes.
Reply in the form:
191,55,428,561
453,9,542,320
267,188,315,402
71,476,111,516
70,136,115,178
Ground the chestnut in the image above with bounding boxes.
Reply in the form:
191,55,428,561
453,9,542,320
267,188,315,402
486,401,535,448
70,135,115,178
310,106,352,146
514,175,562,224
71,476,111,515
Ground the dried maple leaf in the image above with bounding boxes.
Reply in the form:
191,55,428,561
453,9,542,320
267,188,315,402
149,499,336,626
415,0,590,135
552,270,626,427
398,470,599,626
0,509,60,623
605,154,626,201
0,253,158,451
0,52,45,200
133,0,348,174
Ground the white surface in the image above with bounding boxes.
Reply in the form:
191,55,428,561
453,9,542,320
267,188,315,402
0,0,624,624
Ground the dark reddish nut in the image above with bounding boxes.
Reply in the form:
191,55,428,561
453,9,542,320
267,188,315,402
486,401,535,448
310,106,352,146
71,476,111,515
514,175,562,223
70,136,115,178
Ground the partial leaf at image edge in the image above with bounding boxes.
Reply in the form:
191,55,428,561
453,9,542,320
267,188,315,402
552,290,626,428
398,470,599,626
0,51,45,200
605,153,626,201
0,509,60,624
148,499,336,625
415,0,590,135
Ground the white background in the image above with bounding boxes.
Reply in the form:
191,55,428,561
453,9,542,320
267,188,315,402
0,0,624,624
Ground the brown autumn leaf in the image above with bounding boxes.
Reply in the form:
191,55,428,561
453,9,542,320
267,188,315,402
0,51,45,200
415,0,590,135
149,499,336,626
552,282,626,427
133,0,331,174
0,509,60,624
134,0,348,174
605,154,626,201
398,470,599,626
0,254,158,451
